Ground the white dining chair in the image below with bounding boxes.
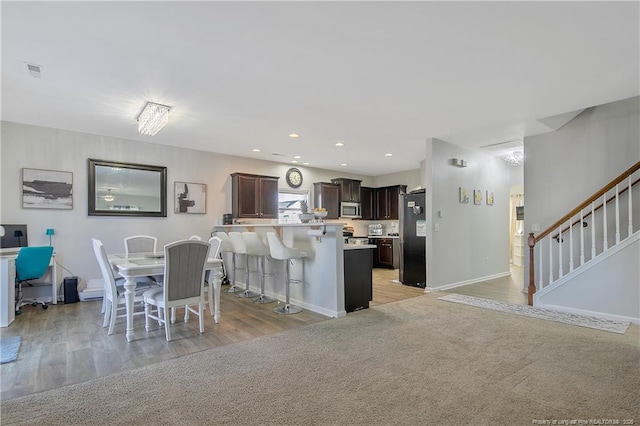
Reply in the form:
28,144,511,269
124,235,158,255
143,239,210,342
92,238,155,334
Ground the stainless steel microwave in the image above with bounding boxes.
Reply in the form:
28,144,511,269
340,202,361,219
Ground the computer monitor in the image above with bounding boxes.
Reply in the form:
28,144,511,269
0,224,29,249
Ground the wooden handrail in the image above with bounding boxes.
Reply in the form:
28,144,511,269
551,176,640,240
534,161,640,243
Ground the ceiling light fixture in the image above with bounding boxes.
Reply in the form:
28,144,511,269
335,142,344,147
252,148,261,152
289,133,300,138
291,160,298,163
293,155,301,159
137,102,171,136
504,151,524,166
385,153,393,157
340,163,348,167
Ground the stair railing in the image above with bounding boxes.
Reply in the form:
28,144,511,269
527,161,640,305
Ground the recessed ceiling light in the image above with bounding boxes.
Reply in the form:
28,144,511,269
335,142,344,147
252,148,261,152
291,160,298,163
293,155,301,159
289,133,300,138
385,153,393,157
303,162,309,165
340,163,348,167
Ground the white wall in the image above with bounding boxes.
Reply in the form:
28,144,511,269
425,138,514,289
0,121,381,291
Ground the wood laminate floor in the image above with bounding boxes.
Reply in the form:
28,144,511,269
0,266,522,400
0,270,422,401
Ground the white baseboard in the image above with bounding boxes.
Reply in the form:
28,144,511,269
537,302,639,325
425,271,512,293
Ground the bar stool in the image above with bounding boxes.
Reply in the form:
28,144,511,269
242,232,275,304
266,232,307,314
229,232,258,298
216,232,243,293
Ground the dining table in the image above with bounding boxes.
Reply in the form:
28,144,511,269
108,252,223,342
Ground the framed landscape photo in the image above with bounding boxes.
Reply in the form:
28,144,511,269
22,168,73,209
174,181,206,214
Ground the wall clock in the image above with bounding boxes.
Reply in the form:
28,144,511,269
286,167,303,188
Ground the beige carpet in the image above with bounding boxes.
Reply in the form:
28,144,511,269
1,293,639,425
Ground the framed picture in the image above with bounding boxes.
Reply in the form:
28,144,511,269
22,168,73,209
474,189,482,205
486,191,494,206
459,187,469,204
174,182,206,214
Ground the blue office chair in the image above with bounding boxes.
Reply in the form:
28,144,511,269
15,246,54,314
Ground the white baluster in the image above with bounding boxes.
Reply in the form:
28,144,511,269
579,210,585,266
603,194,608,251
538,243,543,289
548,235,553,284
558,225,563,278
569,219,574,272
615,184,620,244
591,202,596,259
629,176,634,237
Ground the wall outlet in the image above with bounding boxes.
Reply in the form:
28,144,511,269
434,223,440,232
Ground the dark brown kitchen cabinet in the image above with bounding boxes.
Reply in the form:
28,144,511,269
331,178,362,202
375,185,407,220
360,186,374,220
231,173,279,219
313,182,340,219
373,238,394,269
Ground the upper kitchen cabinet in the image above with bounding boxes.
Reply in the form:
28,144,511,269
313,182,340,219
331,178,361,203
231,173,279,219
375,185,407,220
360,186,374,220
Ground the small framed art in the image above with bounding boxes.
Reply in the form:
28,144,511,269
22,168,73,209
174,181,206,214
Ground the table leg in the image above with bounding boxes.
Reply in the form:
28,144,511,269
124,277,136,342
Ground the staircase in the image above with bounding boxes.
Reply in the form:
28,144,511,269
527,162,640,323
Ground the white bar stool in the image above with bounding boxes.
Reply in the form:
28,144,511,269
216,232,243,293
242,232,275,304
266,232,307,314
229,232,258,298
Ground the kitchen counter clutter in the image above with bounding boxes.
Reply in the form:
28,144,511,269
212,222,350,317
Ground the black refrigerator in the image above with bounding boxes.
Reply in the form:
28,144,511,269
399,190,426,288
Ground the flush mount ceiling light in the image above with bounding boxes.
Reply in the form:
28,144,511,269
504,151,524,166
137,102,171,136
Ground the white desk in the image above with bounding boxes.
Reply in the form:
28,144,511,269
109,253,223,342
1,252,57,327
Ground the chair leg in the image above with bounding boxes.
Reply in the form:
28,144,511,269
108,300,118,335
144,301,151,331
208,284,214,314
101,287,106,314
198,303,204,333
103,300,111,328
164,307,172,341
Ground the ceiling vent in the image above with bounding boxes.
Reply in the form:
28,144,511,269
26,63,42,78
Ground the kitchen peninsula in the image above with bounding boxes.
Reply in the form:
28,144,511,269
212,223,349,317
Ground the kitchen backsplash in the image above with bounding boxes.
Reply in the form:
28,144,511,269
344,220,399,236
